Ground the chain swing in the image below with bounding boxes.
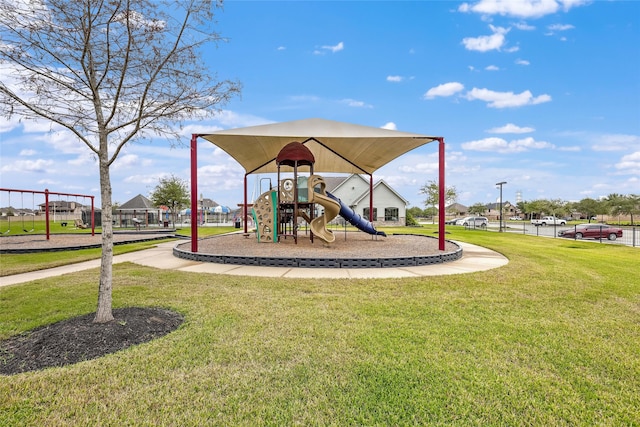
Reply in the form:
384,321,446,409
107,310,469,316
22,192,35,233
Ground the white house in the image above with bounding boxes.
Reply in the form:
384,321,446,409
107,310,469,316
323,174,408,226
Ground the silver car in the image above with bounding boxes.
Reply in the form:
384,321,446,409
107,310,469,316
455,216,488,228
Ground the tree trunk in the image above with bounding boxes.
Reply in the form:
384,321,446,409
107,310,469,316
94,157,114,323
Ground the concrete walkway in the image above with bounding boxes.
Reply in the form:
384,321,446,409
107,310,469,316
0,241,508,288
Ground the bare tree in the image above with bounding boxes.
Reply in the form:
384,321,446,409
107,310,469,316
0,0,240,322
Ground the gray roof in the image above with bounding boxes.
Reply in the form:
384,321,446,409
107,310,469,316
118,194,156,211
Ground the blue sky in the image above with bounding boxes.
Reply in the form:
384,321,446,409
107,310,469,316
1,0,639,210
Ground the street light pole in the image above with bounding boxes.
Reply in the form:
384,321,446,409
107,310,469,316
496,181,507,232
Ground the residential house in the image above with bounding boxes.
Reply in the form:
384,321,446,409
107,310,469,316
38,200,84,217
484,202,516,220
445,203,468,219
323,174,408,226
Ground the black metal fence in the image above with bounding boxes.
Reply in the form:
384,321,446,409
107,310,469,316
495,222,638,247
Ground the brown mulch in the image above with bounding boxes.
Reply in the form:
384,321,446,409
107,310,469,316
178,231,458,259
0,231,176,252
0,307,183,376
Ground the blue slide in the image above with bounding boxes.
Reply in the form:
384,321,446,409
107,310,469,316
326,191,386,237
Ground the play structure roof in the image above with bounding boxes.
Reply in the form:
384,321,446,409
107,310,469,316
199,118,439,175
276,141,315,167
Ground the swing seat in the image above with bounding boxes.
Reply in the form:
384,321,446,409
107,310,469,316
74,219,88,229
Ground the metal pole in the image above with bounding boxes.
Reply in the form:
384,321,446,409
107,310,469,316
190,134,198,253
45,189,50,240
244,174,248,234
369,174,374,223
91,196,95,236
496,181,507,232
438,138,445,250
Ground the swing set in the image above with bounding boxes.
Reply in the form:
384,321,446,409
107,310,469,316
0,187,95,240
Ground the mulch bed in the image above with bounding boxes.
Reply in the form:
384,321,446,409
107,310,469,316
179,231,458,259
0,231,177,253
0,307,183,375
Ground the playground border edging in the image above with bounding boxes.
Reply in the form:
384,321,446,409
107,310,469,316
172,237,463,269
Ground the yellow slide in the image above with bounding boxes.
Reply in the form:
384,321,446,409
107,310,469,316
307,175,340,244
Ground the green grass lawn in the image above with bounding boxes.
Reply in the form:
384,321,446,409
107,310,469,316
1,227,638,426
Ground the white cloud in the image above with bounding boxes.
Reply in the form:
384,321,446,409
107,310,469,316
1,158,54,173
122,173,166,186
591,134,640,151
458,0,589,19
423,82,465,99
277,46,286,51
462,136,554,153
315,41,344,54
465,87,552,108
381,122,397,130
485,65,500,71
515,59,530,65
0,115,21,133
386,75,404,82
614,151,640,174
486,123,535,134
68,153,96,167
557,146,581,152
514,22,536,31
19,149,37,156
462,25,510,52
548,23,575,31
340,99,373,109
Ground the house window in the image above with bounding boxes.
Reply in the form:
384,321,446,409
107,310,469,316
385,207,398,221
363,208,377,220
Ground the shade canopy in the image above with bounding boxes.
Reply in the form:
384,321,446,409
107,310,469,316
199,118,439,175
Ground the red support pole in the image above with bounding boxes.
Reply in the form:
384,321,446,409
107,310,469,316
438,138,446,251
190,134,198,253
90,196,95,236
369,174,374,222
244,174,248,234
45,189,50,240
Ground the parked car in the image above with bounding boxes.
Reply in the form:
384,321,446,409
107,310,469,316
531,216,566,226
455,216,488,228
509,216,522,221
444,218,458,225
558,224,623,240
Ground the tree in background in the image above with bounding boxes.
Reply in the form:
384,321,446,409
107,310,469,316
0,0,241,323
468,203,487,216
419,180,457,223
606,193,640,225
628,194,640,225
572,198,603,222
150,175,189,226
406,206,425,219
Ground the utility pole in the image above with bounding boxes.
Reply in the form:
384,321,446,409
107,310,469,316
496,181,507,232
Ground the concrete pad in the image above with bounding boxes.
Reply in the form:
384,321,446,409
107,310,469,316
346,268,421,279
177,263,245,275
221,265,293,277
282,268,351,279
0,239,510,286
0,260,102,288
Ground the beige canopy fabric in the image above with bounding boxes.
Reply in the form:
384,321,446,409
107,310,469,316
199,118,439,175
